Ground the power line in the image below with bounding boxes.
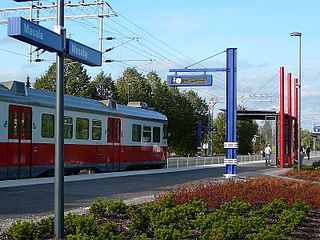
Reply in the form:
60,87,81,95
185,50,226,69
117,12,198,64
0,47,29,58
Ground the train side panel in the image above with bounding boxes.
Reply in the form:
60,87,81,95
0,81,168,180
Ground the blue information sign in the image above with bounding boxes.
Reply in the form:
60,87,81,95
167,74,213,87
7,17,63,53
66,39,102,67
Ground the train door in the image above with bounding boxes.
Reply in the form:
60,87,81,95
107,117,121,171
7,105,32,178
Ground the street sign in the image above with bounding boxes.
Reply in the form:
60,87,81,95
13,0,33,2
167,74,213,87
66,39,102,67
7,17,63,53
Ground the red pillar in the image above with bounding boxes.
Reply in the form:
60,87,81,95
287,73,292,167
294,78,299,161
280,67,285,168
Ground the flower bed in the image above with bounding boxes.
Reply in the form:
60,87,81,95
282,169,320,182
157,177,320,210
2,177,319,240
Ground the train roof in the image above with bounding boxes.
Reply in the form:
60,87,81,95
0,81,167,122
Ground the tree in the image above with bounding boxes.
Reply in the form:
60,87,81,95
91,71,116,100
213,112,258,155
115,68,209,156
237,119,258,154
213,113,226,154
34,59,96,98
301,129,313,149
33,63,56,92
115,68,152,104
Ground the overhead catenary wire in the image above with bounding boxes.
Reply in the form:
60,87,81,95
184,50,227,69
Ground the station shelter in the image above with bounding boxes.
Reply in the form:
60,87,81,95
237,109,297,167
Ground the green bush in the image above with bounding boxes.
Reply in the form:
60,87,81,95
89,198,108,217
3,197,310,240
65,213,99,237
95,222,124,240
89,198,128,217
37,217,54,239
6,220,39,240
105,199,127,214
301,165,315,170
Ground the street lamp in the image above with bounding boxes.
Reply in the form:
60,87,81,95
128,82,131,103
290,31,302,170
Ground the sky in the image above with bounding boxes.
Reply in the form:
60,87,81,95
0,0,320,131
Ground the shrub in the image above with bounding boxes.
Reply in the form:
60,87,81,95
301,165,315,171
105,199,127,214
37,217,54,239
64,213,99,237
6,220,39,240
89,198,127,217
89,198,107,217
157,177,320,209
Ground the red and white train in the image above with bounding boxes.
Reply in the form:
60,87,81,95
0,81,168,180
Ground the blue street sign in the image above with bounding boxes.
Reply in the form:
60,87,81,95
7,17,63,53
66,39,102,67
167,74,213,87
13,0,33,2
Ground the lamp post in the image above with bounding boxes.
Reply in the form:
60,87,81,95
128,83,131,103
290,32,302,170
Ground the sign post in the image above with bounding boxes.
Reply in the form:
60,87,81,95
55,1,65,238
8,1,102,238
168,48,238,177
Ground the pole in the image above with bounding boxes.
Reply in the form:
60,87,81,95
294,78,299,161
28,0,33,62
279,67,285,168
197,119,202,157
298,35,302,171
225,48,237,175
99,0,104,52
287,73,292,167
55,0,65,238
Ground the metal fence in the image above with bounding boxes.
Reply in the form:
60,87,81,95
166,154,265,168
167,151,320,169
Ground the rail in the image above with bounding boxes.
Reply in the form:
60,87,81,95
166,151,320,168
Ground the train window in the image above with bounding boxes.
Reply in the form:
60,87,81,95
41,114,54,138
76,117,89,140
92,119,102,140
153,126,160,143
64,117,73,139
143,126,151,142
8,110,13,136
21,112,25,137
26,111,32,137
163,124,168,139
8,110,18,137
13,111,19,137
132,124,141,142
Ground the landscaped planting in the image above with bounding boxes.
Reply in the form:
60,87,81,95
282,161,320,182
2,177,318,239
157,177,320,209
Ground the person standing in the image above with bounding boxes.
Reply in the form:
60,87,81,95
306,146,310,160
264,144,272,166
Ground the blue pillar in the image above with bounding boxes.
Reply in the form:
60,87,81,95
225,48,237,175
197,119,202,157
